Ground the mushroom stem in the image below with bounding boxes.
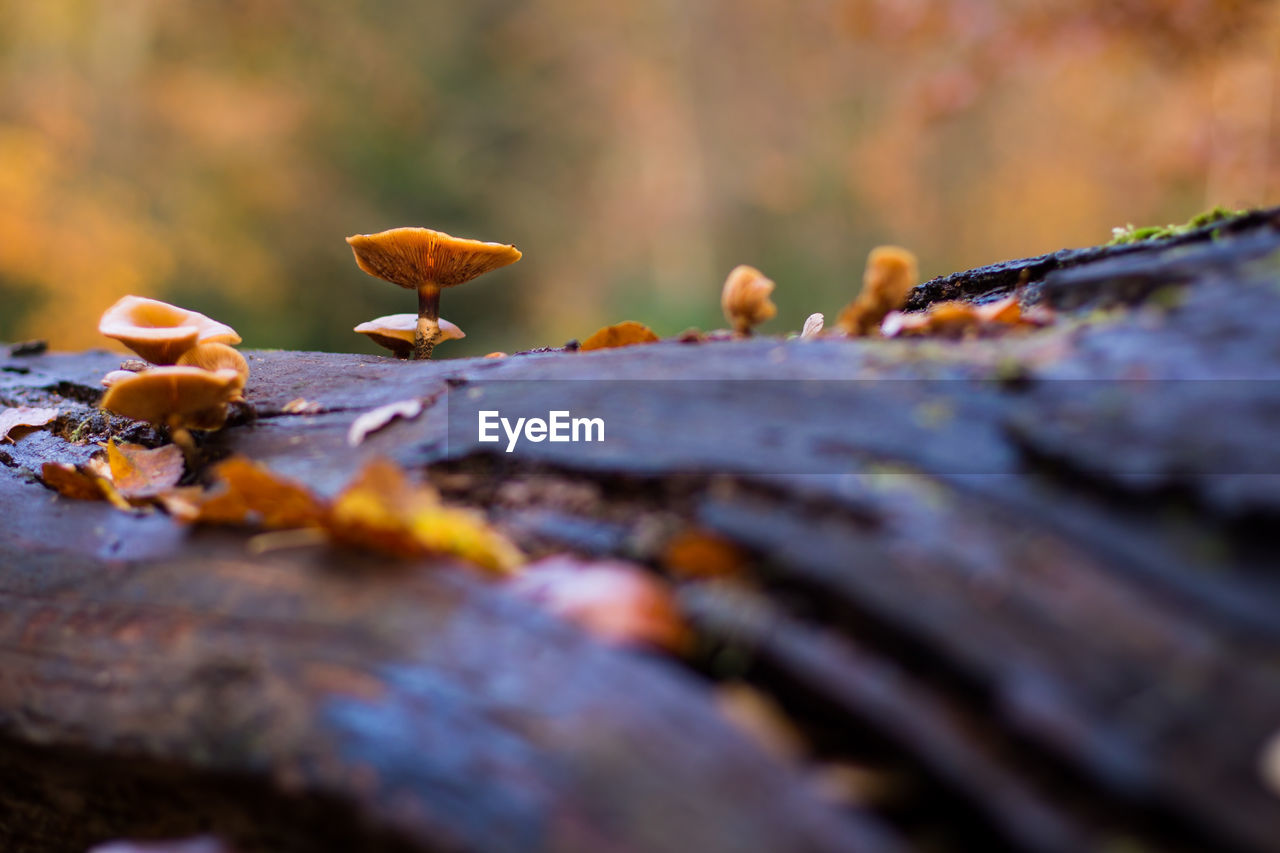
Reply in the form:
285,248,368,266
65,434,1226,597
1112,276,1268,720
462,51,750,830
414,285,442,360
170,426,199,470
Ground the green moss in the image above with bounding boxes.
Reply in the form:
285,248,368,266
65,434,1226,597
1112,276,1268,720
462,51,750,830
1106,205,1247,247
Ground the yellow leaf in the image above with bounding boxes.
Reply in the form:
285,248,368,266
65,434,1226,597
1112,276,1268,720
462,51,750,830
327,458,522,573
579,321,660,351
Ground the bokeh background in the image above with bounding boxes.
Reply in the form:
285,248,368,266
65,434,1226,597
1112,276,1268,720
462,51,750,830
1,0,1277,357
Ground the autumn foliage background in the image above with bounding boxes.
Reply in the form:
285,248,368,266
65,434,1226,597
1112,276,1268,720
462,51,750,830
1,1,1277,357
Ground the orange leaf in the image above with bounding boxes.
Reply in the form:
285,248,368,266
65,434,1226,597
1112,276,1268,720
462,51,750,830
40,461,132,510
192,456,326,529
106,440,185,499
507,555,690,653
579,321,660,351
662,529,749,580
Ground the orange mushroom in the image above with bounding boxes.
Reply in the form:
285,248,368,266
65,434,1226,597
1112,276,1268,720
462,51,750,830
346,227,521,360
98,296,240,364
100,366,243,462
353,313,465,359
836,247,919,336
721,265,777,336
176,343,250,397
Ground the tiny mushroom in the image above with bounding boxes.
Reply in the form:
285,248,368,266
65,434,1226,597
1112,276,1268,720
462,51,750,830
721,265,777,336
800,312,825,339
346,227,521,360
100,366,243,462
836,246,919,336
99,296,240,364
354,313,465,359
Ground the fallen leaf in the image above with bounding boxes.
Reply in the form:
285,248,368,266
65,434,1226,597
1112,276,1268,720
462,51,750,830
507,555,689,652
282,397,322,414
106,440,185,499
0,406,59,442
327,458,522,573
975,294,1022,324
347,398,423,447
154,485,206,521
40,461,132,510
662,529,749,579
40,462,105,501
579,321,660,351
193,457,326,529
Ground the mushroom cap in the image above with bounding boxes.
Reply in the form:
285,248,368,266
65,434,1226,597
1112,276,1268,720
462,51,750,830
100,366,242,430
721,265,777,330
354,313,464,357
176,342,250,397
98,296,241,364
346,227,522,290
862,246,918,309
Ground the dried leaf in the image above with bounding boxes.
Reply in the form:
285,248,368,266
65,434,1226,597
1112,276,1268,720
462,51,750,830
282,397,321,414
662,529,749,579
579,321,660,351
507,555,690,653
192,457,326,529
347,398,423,447
40,461,132,510
106,440,185,499
327,458,522,573
154,485,206,521
40,462,106,501
0,406,59,442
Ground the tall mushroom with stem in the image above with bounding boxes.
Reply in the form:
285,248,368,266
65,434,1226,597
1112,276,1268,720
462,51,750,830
345,227,521,360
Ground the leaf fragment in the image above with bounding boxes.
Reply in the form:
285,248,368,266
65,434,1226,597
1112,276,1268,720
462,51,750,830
0,406,59,442
106,440,185,499
193,457,327,529
327,458,522,573
347,398,423,447
579,321,660,351
507,555,690,653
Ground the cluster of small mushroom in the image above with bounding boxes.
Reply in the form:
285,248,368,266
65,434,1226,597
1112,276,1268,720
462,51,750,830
97,296,248,460
717,247,920,340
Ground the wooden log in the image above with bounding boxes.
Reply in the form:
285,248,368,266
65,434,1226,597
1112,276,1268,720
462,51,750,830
3,209,1280,851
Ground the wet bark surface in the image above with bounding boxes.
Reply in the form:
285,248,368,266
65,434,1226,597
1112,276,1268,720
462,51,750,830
3,208,1280,852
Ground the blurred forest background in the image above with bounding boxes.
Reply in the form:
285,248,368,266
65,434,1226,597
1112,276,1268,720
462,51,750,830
0,0,1277,357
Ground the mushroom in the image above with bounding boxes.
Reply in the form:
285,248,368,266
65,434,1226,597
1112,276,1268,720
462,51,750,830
353,313,465,359
176,342,250,397
98,296,241,365
100,366,243,463
800,313,824,339
721,265,777,336
836,247,919,336
345,227,521,360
